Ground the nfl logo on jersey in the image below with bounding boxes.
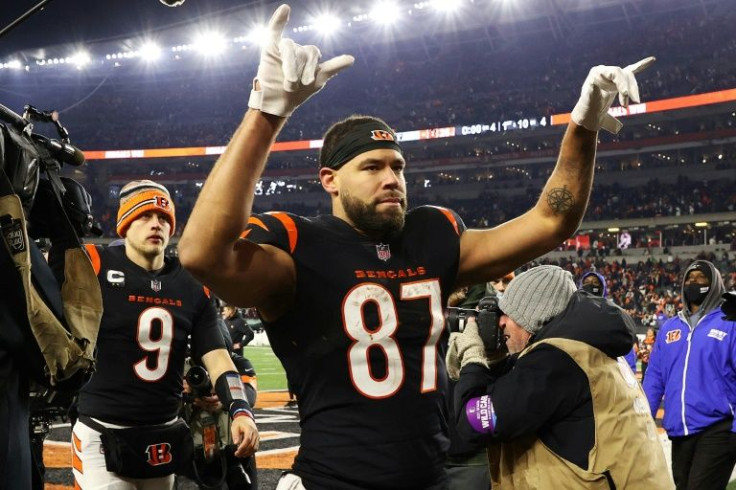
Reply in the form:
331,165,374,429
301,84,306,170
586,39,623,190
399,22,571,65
151,280,162,292
376,244,391,262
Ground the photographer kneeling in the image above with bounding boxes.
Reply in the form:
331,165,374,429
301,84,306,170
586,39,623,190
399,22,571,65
447,265,673,489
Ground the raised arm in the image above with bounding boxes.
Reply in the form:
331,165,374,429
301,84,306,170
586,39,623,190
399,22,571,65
179,111,292,310
178,4,353,313
456,57,655,286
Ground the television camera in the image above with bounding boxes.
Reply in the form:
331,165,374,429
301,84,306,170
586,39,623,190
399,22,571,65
0,103,101,240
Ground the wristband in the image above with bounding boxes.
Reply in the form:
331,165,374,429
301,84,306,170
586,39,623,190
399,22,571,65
231,399,255,422
215,371,254,421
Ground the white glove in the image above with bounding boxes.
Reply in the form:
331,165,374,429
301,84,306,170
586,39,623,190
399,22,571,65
446,319,489,381
248,4,355,117
571,56,655,134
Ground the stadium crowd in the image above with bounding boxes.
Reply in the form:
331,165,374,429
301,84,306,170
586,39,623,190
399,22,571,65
0,1,734,150
529,252,736,331
83,172,735,243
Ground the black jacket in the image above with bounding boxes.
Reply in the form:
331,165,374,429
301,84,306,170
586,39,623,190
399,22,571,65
224,312,254,348
454,291,636,469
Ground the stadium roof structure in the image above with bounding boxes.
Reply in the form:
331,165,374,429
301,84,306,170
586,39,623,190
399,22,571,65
0,0,730,67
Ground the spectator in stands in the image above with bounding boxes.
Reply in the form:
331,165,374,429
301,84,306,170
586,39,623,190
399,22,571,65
579,269,638,371
448,266,672,488
579,270,607,296
643,260,736,490
638,327,656,381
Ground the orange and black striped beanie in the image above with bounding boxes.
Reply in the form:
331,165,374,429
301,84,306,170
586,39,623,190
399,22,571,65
116,180,176,237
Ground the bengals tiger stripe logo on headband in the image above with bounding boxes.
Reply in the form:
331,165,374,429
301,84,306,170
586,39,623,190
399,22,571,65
370,130,396,141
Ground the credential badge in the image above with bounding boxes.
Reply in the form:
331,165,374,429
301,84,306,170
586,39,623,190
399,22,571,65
376,243,391,262
1,219,25,255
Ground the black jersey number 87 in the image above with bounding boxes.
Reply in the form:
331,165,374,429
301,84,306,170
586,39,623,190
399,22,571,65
342,279,444,399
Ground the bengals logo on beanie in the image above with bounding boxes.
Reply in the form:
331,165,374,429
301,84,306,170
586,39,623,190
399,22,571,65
116,180,176,237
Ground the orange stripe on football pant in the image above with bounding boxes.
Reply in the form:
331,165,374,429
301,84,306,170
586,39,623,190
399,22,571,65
71,432,83,475
83,244,101,276
72,432,82,451
71,446,83,474
269,212,298,253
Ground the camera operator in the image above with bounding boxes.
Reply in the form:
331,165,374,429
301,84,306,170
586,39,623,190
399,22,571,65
447,265,673,489
0,106,102,489
445,272,514,490
178,316,258,489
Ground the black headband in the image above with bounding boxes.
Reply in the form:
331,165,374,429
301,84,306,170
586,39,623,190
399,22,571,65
321,121,403,170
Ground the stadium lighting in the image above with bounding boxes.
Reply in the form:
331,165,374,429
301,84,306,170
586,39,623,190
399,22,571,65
1,60,22,70
313,13,342,36
246,25,270,48
370,1,402,25
431,0,462,13
139,42,162,62
70,51,91,68
694,222,708,227
192,31,228,56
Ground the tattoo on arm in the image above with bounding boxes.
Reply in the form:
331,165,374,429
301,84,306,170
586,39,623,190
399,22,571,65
546,186,575,214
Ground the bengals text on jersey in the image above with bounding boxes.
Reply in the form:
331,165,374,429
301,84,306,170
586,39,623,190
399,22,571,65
245,205,464,490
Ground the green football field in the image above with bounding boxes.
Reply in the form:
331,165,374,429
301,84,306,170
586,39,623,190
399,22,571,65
243,345,289,391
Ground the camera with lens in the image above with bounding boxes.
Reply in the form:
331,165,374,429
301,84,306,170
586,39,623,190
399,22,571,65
0,103,101,242
185,364,213,399
446,294,505,354
179,360,256,489
28,382,73,437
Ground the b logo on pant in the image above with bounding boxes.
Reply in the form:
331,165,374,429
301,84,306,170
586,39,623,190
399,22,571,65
146,443,173,466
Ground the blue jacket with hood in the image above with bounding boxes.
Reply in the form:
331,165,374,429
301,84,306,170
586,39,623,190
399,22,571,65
643,260,736,436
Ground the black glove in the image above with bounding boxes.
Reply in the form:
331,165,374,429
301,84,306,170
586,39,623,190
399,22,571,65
722,292,736,321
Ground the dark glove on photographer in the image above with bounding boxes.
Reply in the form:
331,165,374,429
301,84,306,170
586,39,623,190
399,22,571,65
723,292,736,321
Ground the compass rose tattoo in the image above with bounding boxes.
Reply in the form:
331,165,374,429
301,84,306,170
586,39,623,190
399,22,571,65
546,186,575,214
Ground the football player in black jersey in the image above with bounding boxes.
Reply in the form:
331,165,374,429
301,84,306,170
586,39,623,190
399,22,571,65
71,180,258,490
179,5,654,489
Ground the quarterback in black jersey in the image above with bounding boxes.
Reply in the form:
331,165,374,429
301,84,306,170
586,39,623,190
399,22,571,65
72,180,258,490
181,5,650,489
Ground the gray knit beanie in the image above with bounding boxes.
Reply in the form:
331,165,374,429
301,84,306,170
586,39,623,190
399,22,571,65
498,265,577,334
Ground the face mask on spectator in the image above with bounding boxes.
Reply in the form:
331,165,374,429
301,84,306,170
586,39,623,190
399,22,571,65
582,284,603,296
683,283,709,305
